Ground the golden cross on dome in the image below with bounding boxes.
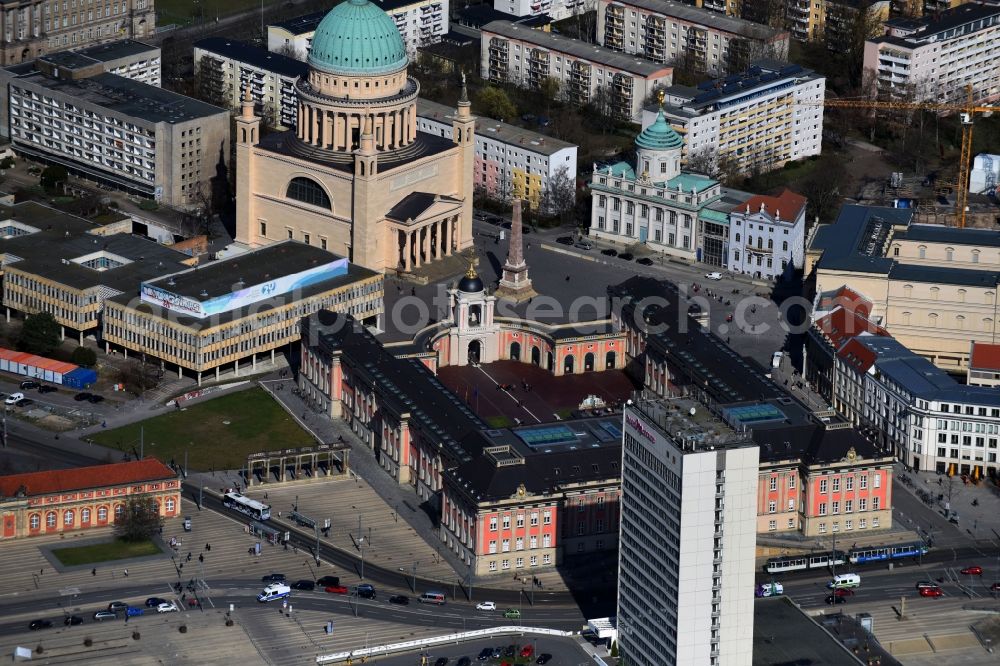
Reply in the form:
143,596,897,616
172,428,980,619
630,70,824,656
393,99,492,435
657,89,665,108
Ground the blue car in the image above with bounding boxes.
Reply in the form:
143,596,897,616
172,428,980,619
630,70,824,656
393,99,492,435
126,607,144,617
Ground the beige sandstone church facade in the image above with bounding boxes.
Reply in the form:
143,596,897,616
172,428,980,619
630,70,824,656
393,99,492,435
235,0,474,272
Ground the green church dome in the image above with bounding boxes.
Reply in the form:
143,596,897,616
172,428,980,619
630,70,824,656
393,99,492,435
635,109,684,151
307,0,408,76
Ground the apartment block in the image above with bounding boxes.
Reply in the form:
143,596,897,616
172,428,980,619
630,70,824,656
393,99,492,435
644,60,825,175
0,55,229,207
193,38,307,131
786,0,890,48
864,2,1000,103
416,97,578,209
0,0,154,66
596,0,790,76
481,20,673,121
73,39,160,86
492,0,594,21
890,0,972,17
727,188,807,279
619,398,758,666
267,0,448,60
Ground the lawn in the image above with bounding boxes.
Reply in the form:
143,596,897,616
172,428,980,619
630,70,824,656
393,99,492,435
52,538,160,566
156,0,286,26
90,387,314,471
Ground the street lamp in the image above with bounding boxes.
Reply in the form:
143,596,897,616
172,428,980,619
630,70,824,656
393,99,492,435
358,536,365,580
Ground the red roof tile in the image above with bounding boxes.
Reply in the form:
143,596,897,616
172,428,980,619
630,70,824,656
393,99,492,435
818,286,872,317
740,188,807,223
0,459,176,498
837,337,878,373
971,342,1000,371
814,306,889,350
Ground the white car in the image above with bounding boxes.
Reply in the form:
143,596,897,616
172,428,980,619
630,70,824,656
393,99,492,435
705,272,723,280
156,602,179,613
4,392,23,405
476,601,496,611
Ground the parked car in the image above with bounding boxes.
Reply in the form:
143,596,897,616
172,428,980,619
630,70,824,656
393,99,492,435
183,516,192,531
5,392,23,405
291,580,315,591
476,601,496,611
108,601,128,613
919,586,943,597
157,602,179,613
503,645,516,658
38,385,57,394
961,565,983,576
637,257,654,266
29,619,53,630
503,608,521,619
145,597,167,607
325,585,349,595
388,595,409,605
457,658,472,666
434,658,449,666
19,380,39,390
990,582,1000,592
87,394,104,404
555,236,574,245
74,392,93,402
93,610,118,621
491,647,503,658
477,647,493,661
15,398,33,407
535,655,553,664
64,615,84,626
520,645,535,658
618,252,634,261
705,271,723,280
574,240,593,250
317,576,340,587
825,595,847,605
261,573,286,583
601,248,618,257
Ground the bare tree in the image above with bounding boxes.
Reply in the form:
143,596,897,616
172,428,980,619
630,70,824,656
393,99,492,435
539,165,577,222
686,147,721,179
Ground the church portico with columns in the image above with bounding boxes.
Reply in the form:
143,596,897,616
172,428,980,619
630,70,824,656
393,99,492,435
235,0,474,274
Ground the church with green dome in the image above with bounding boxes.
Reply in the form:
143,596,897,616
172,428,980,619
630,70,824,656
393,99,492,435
587,104,749,267
235,0,475,273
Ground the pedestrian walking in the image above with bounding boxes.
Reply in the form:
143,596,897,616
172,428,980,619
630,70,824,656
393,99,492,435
199,554,204,563
91,568,96,576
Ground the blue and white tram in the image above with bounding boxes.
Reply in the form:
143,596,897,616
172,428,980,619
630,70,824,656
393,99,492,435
764,550,848,574
848,541,929,564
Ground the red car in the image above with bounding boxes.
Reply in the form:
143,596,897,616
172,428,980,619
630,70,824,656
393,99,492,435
325,585,349,594
919,586,943,598
520,645,535,658
833,588,855,598
961,566,983,576
990,583,1000,592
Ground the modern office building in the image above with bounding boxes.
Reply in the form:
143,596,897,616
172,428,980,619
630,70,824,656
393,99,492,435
193,38,307,131
643,60,825,175
72,39,160,86
236,0,475,273
102,241,384,383
726,188,807,279
0,53,229,207
863,3,1000,103
618,397,758,666
0,459,180,540
807,205,1000,371
480,20,673,121
267,0,449,60
416,98,577,208
589,108,752,265
595,0,790,77
0,0,154,66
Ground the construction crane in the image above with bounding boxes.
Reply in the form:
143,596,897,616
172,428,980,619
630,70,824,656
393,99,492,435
817,85,994,228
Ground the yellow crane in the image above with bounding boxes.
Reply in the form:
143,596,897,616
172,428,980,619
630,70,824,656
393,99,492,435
818,85,994,228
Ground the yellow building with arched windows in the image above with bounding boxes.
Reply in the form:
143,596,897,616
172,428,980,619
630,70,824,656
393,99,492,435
235,0,475,273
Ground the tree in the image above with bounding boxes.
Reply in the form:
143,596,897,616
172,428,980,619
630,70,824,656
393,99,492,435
70,346,97,368
583,85,617,134
537,76,561,110
686,147,721,179
39,165,67,191
838,0,886,89
800,156,847,224
539,165,577,222
116,359,160,397
19,312,60,356
115,496,163,542
474,86,517,121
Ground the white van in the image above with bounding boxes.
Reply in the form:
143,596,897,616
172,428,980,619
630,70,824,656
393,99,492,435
827,573,861,589
418,591,446,605
257,583,291,602
771,351,784,369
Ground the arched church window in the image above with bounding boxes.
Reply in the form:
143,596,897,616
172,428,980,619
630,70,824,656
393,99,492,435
286,177,331,209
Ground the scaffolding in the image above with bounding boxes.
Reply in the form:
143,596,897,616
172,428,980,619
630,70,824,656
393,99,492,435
488,38,509,84
604,4,625,52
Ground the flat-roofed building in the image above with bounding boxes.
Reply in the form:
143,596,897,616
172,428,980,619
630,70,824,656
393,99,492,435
596,0,790,77
73,39,161,86
102,241,384,383
193,38,307,131
864,3,1000,103
0,56,229,207
416,97,577,208
492,0,593,21
481,20,673,121
643,60,825,175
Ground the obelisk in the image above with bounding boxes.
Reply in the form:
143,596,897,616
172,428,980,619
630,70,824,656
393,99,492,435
495,198,537,302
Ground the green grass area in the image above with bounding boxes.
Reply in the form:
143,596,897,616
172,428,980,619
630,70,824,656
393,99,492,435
90,387,314,471
156,0,285,26
486,415,514,428
52,538,160,566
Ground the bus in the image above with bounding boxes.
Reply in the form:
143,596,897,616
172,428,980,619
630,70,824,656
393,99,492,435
848,541,929,564
222,491,271,521
764,550,847,574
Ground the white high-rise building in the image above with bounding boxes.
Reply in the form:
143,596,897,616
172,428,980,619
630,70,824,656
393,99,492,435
619,398,759,666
